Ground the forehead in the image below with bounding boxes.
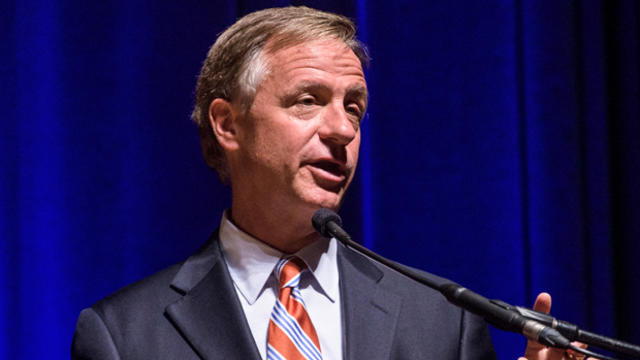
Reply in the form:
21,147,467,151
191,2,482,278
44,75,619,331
262,39,367,90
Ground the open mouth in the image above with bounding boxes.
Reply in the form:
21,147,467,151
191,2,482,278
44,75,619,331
310,160,344,177
305,159,348,186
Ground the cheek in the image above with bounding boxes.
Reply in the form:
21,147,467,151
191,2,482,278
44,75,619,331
275,120,316,155
252,125,308,169
348,133,361,163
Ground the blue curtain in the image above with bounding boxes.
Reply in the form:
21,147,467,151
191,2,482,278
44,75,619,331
2,1,638,359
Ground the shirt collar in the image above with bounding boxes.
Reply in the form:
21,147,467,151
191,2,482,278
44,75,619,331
219,210,339,305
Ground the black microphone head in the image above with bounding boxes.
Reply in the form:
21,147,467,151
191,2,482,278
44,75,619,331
312,208,343,238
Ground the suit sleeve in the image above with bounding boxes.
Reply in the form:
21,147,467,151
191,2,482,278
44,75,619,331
459,310,498,360
71,308,121,360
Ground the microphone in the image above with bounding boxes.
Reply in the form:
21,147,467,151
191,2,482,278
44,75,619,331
312,208,570,349
312,208,350,244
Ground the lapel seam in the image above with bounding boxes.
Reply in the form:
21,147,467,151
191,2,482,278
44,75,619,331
165,236,261,360
339,245,402,360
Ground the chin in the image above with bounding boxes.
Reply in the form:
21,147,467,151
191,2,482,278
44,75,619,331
302,189,345,212
292,177,349,214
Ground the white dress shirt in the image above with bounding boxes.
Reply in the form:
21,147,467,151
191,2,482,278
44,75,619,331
219,212,343,360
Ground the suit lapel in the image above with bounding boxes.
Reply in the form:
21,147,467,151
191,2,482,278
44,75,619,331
165,234,261,360
165,233,401,360
339,245,401,360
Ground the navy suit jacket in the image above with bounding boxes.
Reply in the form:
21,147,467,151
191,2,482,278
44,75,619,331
72,232,497,359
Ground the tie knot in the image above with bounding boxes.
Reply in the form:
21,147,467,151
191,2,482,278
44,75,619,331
276,256,307,289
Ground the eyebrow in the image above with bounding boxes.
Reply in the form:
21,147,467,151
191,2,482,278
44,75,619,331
287,81,368,104
289,81,327,95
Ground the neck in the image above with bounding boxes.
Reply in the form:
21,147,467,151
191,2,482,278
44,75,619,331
230,197,319,254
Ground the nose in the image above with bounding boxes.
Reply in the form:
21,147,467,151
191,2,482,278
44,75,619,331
318,101,357,145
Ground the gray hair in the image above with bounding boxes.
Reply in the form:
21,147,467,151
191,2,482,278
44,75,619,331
191,6,369,184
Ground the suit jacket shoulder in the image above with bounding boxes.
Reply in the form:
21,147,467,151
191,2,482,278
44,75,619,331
72,232,260,360
72,263,185,359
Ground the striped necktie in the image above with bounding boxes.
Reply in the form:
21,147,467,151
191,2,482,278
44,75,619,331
267,256,322,360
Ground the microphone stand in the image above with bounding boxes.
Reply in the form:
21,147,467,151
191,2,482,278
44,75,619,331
311,208,640,360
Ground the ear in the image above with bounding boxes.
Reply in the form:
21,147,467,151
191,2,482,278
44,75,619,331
209,98,240,151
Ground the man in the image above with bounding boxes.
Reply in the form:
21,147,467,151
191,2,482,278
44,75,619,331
72,6,581,360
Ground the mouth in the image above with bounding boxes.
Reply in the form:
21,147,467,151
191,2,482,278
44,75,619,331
311,160,344,175
304,159,348,186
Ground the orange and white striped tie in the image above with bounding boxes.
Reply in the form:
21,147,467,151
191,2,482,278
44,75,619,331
266,257,322,360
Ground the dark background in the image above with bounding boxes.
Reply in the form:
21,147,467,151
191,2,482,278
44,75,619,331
1,0,638,359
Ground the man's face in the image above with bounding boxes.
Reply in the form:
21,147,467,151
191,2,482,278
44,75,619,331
231,38,367,219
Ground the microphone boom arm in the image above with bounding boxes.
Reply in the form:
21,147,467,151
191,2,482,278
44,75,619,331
312,208,640,359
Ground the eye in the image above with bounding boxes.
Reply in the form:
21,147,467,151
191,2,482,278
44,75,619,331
346,103,363,120
297,95,317,106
